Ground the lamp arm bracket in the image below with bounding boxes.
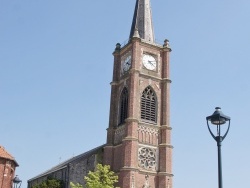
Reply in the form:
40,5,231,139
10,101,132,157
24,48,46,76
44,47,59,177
222,120,231,140
206,121,216,140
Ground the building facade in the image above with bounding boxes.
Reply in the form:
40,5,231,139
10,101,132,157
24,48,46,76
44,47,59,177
0,146,19,188
103,0,173,187
28,0,173,187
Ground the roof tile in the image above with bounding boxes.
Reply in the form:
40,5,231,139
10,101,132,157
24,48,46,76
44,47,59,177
0,145,15,160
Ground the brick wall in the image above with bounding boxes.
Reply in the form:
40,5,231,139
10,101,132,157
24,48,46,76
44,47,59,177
0,158,15,188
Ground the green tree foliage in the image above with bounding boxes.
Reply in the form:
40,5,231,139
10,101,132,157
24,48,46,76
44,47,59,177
70,182,83,188
31,177,64,188
70,164,119,188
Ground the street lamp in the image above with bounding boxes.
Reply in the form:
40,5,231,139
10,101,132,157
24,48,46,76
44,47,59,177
13,175,22,188
206,107,231,188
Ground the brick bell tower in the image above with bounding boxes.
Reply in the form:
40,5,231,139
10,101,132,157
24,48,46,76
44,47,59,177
103,0,173,187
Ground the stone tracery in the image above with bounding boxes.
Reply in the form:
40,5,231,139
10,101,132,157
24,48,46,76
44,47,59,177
138,147,157,171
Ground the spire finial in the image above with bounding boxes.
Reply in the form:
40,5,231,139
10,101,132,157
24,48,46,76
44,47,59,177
133,27,140,38
129,0,155,43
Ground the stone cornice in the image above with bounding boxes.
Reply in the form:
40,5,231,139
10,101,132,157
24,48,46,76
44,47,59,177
158,144,174,148
131,36,141,42
140,73,172,83
129,68,140,74
139,169,157,175
162,46,172,52
139,73,162,82
103,143,124,148
110,76,129,86
138,123,160,131
160,125,172,130
140,39,163,49
106,127,116,131
103,145,113,148
123,136,138,142
110,81,119,86
125,117,139,123
112,49,121,56
162,48,172,52
110,73,171,86
157,172,174,177
113,143,123,148
120,166,138,171
138,143,157,149
161,78,172,83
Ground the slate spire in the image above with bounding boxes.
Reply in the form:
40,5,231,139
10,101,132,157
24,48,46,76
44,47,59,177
129,0,155,43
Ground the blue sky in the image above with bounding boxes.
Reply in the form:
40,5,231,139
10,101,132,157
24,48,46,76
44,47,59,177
1,0,250,187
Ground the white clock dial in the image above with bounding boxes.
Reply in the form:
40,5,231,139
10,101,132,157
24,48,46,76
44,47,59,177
143,54,157,70
122,55,132,73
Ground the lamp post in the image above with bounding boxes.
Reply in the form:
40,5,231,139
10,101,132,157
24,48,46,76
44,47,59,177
13,175,22,188
206,107,231,188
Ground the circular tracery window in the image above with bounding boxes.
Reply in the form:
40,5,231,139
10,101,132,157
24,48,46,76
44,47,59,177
138,147,157,171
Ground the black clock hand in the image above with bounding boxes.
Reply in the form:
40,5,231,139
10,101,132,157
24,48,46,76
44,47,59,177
148,61,154,65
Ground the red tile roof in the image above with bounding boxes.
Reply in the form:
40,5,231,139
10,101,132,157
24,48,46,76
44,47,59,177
0,146,18,166
0,146,15,160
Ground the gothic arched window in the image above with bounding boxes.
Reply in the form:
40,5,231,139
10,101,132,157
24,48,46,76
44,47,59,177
141,87,157,123
119,88,129,125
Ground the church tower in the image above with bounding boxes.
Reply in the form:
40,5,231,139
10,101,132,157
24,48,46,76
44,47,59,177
104,0,173,187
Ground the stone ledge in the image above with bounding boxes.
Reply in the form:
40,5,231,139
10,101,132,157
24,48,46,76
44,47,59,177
160,125,172,130
161,78,172,83
123,137,138,142
120,166,138,171
157,172,174,177
126,118,139,123
103,145,113,148
158,144,174,148
139,169,157,175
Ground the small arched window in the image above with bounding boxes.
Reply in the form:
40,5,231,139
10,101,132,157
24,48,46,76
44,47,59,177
141,87,157,123
119,88,129,125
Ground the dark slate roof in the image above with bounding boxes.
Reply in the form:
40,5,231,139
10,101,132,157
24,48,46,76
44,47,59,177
0,145,19,166
28,144,105,182
129,0,155,43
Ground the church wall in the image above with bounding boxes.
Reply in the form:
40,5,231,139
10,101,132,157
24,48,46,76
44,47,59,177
28,176,49,188
68,154,97,187
53,169,68,183
28,170,65,188
28,150,103,188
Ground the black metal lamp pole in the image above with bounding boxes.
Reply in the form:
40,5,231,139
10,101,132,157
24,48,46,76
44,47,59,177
206,107,231,188
13,175,22,188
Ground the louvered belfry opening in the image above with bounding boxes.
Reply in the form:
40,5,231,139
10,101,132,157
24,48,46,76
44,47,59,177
119,88,129,125
141,87,157,123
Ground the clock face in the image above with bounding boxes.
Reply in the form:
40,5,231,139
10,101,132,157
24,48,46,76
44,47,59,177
143,54,157,70
122,55,132,73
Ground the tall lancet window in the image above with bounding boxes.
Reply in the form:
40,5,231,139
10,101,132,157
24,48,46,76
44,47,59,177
141,87,157,123
119,88,129,125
